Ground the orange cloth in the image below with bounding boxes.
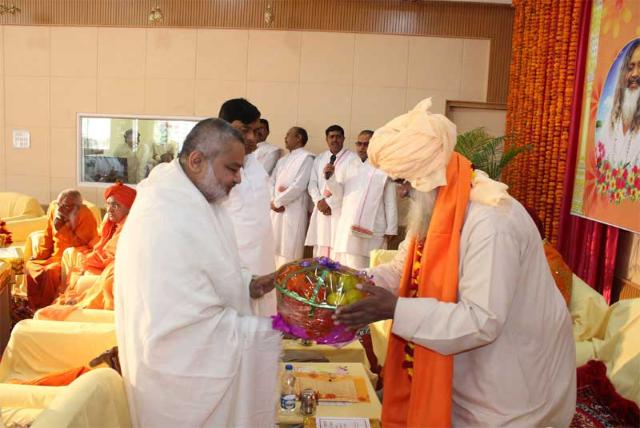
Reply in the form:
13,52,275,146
39,216,127,320
104,182,136,209
543,241,572,305
382,153,472,428
79,216,125,276
26,205,98,310
8,366,91,386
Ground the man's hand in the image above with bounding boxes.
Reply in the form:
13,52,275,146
89,346,121,374
271,202,285,213
53,215,67,230
333,284,398,329
317,199,331,216
250,272,276,299
323,164,335,177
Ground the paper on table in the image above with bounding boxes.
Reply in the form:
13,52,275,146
316,417,371,428
294,371,370,403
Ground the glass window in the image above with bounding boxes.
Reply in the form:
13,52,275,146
78,114,202,187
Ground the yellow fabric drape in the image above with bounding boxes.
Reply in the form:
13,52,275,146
504,0,585,245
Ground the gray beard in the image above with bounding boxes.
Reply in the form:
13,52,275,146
405,189,437,241
622,87,640,126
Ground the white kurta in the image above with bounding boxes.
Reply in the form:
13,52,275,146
223,152,277,316
603,116,640,166
370,198,576,427
254,141,282,175
327,160,398,269
114,160,281,428
304,148,361,257
270,147,314,267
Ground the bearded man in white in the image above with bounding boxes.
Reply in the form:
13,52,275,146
327,130,398,269
305,124,361,258
271,126,314,268
254,118,282,175
334,99,575,427
220,98,277,316
115,119,281,428
603,40,640,166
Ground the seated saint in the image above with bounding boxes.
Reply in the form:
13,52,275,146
36,183,136,320
25,190,99,311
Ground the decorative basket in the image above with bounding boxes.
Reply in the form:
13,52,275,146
272,257,369,345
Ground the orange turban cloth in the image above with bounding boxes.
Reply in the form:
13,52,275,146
104,182,136,209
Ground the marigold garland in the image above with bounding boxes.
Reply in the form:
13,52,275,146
505,0,585,246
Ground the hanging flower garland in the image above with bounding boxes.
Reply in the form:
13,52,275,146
504,0,585,245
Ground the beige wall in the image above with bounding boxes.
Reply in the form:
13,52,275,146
0,26,490,206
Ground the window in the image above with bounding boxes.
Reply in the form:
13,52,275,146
78,114,202,187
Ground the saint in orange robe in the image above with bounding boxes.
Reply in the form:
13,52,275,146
38,217,126,320
26,204,98,310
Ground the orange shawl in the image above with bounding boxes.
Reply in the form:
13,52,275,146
382,153,472,428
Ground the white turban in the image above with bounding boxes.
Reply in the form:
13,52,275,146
368,98,454,193
368,98,510,206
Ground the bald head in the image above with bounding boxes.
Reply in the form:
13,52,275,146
57,189,82,206
56,189,83,229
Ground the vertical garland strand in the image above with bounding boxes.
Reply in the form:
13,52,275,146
504,0,585,245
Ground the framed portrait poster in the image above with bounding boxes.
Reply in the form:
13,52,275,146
571,0,640,233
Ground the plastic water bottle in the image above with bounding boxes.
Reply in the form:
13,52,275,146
280,364,297,412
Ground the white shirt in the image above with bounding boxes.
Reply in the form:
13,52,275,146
370,198,576,427
305,148,361,249
271,147,314,260
115,160,281,428
254,141,282,175
222,152,276,276
327,159,398,257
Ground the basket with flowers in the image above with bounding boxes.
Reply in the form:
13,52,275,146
272,257,370,345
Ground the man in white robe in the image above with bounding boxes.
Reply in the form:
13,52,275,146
327,130,398,269
305,124,361,258
335,99,575,427
271,127,314,268
254,118,282,175
115,118,281,428
220,99,277,316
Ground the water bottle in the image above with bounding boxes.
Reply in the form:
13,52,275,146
280,364,297,412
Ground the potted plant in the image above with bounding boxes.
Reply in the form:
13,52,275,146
454,127,529,180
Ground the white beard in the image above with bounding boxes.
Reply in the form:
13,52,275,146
405,189,438,241
622,87,640,126
68,209,79,230
195,160,228,203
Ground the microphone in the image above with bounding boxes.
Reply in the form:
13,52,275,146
325,154,337,180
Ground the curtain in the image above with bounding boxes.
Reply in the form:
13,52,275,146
506,0,619,302
557,0,620,303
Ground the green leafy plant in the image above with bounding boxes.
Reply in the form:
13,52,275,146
454,127,530,180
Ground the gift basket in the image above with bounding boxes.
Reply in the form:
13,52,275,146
272,257,370,345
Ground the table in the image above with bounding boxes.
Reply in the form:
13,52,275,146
277,362,381,426
369,321,392,367
283,339,367,365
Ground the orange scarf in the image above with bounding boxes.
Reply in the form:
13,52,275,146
382,153,472,428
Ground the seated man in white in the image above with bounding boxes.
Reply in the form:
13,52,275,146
327,130,398,269
270,127,314,268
